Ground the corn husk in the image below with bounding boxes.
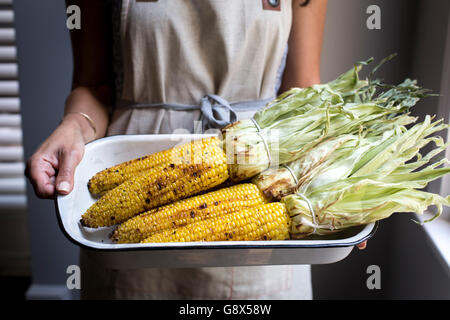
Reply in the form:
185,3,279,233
221,61,372,182
223,101,402,181
251,80,425,198
222,56,430,182
253,114,417,201
281,116,450,238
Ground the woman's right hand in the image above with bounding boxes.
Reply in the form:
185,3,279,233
25,114,89,199
28,0,114,199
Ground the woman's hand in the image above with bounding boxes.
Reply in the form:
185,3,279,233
356,241,367,250
25,87,110,199
25,114,93,199
26,1,113,199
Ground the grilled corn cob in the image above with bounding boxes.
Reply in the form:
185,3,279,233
142,202,291,243
81,143,228,228
111,183,267,243
87,137,220,196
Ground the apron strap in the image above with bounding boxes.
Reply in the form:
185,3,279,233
125,95,274,130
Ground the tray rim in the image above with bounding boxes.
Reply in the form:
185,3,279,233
55,133,378,252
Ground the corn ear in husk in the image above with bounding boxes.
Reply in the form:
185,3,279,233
282,117,450,238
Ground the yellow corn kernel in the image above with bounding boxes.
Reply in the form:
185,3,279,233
87,136,220,196
111,183,267,243
81,143,228,228
142,202,291,243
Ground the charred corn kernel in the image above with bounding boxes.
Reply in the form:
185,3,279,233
142,202,291,243
111,183,267,243
81,144,228,228
87,137,220,196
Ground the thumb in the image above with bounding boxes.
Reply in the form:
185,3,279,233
55,147,83,195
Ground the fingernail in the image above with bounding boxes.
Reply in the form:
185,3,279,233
57,181,70,193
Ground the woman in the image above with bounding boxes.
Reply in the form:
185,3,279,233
26,0,352,299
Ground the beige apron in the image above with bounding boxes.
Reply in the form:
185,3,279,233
81,0,312,299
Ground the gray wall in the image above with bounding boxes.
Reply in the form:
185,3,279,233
387,0,450,300
313,0,450,299
14,0,79,292
410,0,450,199
320,0,417,84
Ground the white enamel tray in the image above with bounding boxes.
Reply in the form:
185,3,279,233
55,134,377,269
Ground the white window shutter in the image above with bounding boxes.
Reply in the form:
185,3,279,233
0,1,26,209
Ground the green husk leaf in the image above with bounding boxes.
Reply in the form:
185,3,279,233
282,117,450,238
283,173,450,238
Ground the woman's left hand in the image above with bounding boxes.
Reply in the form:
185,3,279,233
356,241,367,250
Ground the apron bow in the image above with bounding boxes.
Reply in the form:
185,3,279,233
200,94,238,130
